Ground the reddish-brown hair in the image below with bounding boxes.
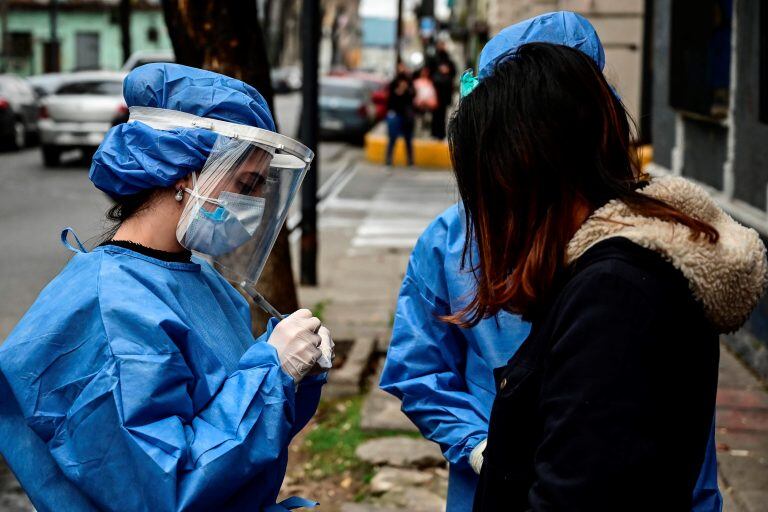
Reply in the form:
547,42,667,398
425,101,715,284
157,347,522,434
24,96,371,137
446,43,718,326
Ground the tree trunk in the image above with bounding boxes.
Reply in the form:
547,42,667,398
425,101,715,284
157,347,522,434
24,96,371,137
161,0,299,333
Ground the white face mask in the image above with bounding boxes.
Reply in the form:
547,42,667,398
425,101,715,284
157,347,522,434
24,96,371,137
178,188,266,257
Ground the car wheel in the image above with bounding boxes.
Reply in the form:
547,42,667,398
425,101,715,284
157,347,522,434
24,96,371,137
11,119,26,149
351,131,366,146
42,145,61,167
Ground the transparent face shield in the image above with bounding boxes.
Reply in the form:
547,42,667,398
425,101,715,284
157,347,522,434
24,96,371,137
128,106,313,316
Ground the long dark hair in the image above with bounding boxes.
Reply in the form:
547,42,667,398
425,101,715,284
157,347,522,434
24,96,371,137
101,189,158,241
446,43,718,326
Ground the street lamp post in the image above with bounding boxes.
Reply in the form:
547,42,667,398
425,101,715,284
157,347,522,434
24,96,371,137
300,0,320,286
48,0,59,72
119,0,132,65
1,0,9,73
395,0,403,68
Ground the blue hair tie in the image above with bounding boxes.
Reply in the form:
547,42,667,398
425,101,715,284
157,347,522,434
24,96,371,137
460,69,480,98
462,49,522,99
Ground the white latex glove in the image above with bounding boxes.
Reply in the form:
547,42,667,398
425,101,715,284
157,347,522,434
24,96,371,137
469,438,487,475
267,309,322,382
315,326,335,371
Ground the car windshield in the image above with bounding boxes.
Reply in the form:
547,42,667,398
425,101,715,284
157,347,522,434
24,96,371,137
56,80,123,95
320,83,364,100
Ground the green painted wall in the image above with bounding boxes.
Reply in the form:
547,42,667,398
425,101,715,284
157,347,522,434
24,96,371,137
3,8,172,75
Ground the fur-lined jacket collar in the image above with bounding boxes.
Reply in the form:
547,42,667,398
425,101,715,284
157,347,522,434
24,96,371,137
566,176,768,333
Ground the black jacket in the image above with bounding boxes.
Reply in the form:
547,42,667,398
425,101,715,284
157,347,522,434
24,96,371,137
474,237,720,511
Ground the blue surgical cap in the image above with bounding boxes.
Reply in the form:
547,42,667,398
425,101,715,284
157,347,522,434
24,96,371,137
90,63,276,198
478,11,605,79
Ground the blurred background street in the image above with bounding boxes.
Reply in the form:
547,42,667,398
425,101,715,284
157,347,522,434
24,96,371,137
0,0,767,511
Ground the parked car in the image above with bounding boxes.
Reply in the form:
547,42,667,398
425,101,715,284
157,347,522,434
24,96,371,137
319,76,377,144
0,74,39,149
122,50,175,71
328,70,389,121
26,73,71,98
271,66,302,94
38,71,127,167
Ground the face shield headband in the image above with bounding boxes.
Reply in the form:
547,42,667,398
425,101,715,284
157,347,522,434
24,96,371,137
127,106,314,318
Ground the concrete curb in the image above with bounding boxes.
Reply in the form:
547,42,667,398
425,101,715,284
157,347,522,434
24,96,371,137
364,132,451,169
324,337,377,399
364,132,653,171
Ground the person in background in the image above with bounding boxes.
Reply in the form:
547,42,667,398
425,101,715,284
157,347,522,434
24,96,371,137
0,63,331,512
385,69,416,167
381,11,725,512
413,66,438,134
453,42,766,511
429,38,457,140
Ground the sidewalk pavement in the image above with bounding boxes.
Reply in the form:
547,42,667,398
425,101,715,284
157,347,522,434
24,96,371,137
717,349,768,511
301,159,768,512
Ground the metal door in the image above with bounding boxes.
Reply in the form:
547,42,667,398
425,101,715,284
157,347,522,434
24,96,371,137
75,32,100,71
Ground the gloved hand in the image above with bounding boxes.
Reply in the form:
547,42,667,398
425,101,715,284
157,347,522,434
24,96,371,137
312,326,335,373
469,438,487,475
267,309,322,382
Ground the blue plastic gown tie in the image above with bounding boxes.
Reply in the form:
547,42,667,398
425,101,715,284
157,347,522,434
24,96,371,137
264,496,318,511
60,227,88,254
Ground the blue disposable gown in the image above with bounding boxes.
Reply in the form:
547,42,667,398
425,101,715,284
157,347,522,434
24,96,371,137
380,203,722,512
0,242,323,512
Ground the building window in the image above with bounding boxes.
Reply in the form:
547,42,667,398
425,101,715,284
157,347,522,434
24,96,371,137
75,32,100,71
669,0,732,120
147,27,159,44
9,32,32,59
760,0,767,123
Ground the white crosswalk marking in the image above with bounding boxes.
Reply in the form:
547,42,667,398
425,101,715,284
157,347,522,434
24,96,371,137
346,171,457,252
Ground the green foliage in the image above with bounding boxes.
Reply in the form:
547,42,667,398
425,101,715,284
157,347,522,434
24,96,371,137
303,395,419,479
312,299,332,323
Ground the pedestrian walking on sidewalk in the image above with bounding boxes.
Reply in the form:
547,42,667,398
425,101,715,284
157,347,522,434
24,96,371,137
381,12,724,512
450,42,767,511
0,63,332,512
385,69,416,167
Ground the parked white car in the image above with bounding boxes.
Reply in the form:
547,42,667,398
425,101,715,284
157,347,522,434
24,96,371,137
0,74,39,149
38,71,127,167
122,50,175,71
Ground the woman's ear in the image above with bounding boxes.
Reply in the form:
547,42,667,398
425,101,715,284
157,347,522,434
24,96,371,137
174,175,192,203
177,173,194,190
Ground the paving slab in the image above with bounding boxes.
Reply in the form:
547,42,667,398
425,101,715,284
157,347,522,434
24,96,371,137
717,348,768,511
325,337,377,399
374,486,446,512
340,504,401,512
370,467,433,495
360,385,419,433
356,437,444,469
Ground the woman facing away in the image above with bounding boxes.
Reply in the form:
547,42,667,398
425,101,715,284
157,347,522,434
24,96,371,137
381,10,725,512
447,43,767,511
0,63,332,512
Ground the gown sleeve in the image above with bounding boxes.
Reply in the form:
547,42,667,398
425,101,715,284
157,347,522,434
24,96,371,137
380,216,489,469
56,329,295,511
10,290,304,511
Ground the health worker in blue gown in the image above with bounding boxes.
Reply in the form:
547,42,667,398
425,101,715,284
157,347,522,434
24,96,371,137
380,11,722,512
0,63,334,512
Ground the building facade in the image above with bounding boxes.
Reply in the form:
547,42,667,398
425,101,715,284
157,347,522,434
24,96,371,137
650,0,768,379
1,0,172,76
480,0,645,126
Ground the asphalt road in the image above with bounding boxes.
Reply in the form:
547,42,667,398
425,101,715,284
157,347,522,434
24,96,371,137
0,147,110,339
